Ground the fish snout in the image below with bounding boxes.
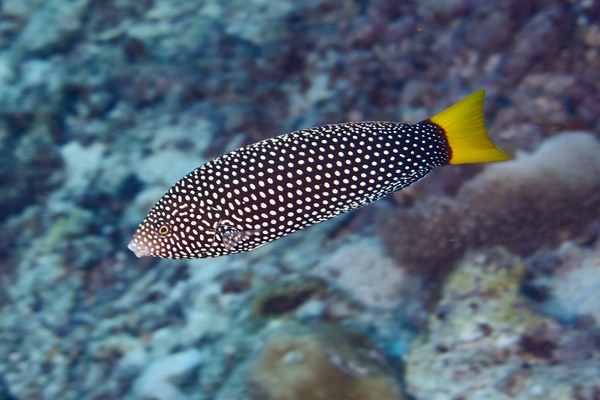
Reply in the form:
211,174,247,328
128,239,150,258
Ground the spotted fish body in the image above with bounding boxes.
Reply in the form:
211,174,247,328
128,90,509,259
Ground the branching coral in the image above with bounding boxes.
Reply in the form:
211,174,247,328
377,132,600,279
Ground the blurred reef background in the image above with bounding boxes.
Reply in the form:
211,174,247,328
1,0,600,399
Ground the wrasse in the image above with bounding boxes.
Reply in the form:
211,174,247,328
128,89,509,259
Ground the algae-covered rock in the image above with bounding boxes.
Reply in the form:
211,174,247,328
405,248,600,400
250,278,329,320
248,324,404,400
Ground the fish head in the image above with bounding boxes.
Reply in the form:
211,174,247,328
127,177,259,259
127,213,172,258
127,179,213,258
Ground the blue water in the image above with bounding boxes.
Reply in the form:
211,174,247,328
1,1,599,399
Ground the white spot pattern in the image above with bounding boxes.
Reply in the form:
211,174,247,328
130,121,450,258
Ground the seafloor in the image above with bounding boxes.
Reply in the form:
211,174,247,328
0,0,599,399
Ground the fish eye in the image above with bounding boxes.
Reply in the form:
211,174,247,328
154,219,169,235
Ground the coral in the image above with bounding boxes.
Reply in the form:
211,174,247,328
247,324,404,400
15,0,91,55
59,141,107,196
312,236,409,310
499,5,574,87
133,349,203,400
378,132,600,278
404,247,600,400
523,241,600,327
0,374,17,400
0,119,63,222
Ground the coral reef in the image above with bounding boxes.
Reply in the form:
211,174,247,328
404,247,600,400
0,0,599,398
247,324,404,400
378,132,600,278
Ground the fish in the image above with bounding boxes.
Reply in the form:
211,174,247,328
128,89,509,259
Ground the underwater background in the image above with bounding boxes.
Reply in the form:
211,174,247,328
1,0,600,399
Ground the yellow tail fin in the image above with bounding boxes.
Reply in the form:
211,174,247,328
428,89,510,165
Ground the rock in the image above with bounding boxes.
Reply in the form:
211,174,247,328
16,0,91,54
247,323,404,400
404,248,600,400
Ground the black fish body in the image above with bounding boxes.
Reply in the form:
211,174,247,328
128,90,509,259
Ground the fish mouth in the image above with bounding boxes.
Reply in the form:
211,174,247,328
128,240,150,258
